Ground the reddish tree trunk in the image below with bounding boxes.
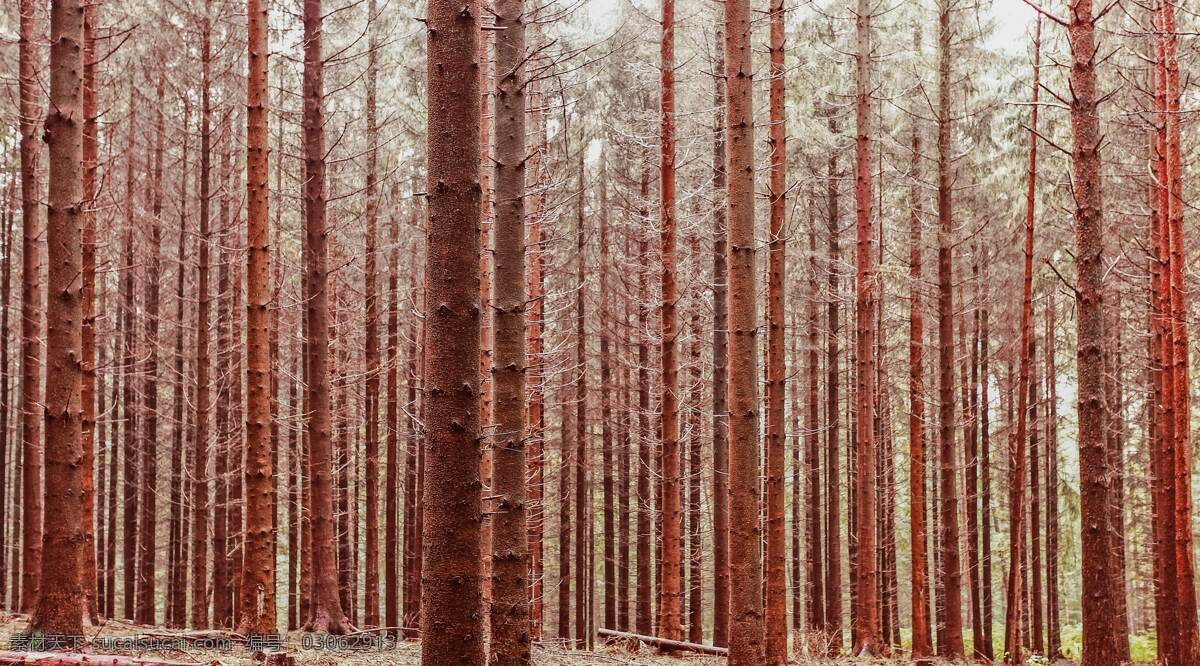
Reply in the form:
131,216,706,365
384,202,401,637
656,0,683,642
980,269,994,660
488,0,531,651
30,0,86,639
824,114,843,654
1069,0,1127,658
725,0,765,656
1004,18,1040,662
852,0,879,652
136,72,166,626
707,35,730,648
190,2,214,628
302,0,351,634
237,0,277,636
599,159,615,635
526,80,547,640
120,100,140,620
934,0,964,655
361,0,382,629
79,1,99,622
764,0,787,659
804,216,824,642
908,110,931,658
573,157,591,650
167,101,192,629
1044,296,1060,658
635,164,653,638
17,0,43,618
421,0,484,656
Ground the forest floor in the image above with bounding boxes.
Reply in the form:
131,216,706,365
0,614,728,665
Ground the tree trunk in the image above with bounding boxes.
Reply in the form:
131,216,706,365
167,101,191,630
237,0,277,636
121,99,140,621
1069,0,1127,658
79,1,99,622
935,0,964,655
361,0,382,629
724,0,765,657
823,113,843,655
908,108,931,658
190,1,214,628
421,0,484,656
17,0,43,618
302,0,351,634
29,0,86,639
1044,295,1060,658
635,164,653,638
1004,18,1040,663
488,0,531,652
764,0,787,659
526,74,547,640
852,0,879,652
656,0,683,643
709,33,730,647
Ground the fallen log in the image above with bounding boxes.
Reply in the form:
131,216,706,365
596,628,728,656
0,652,195,666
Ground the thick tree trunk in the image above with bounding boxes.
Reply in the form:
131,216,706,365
657,0,683,643
724,0,765,657
935,0,964,655
488,0,531,652
764,0,787,659
421,0,484,656
1160,0,1198,659
852,0,879,652
29,0,86,639
302,0,351,634
237,0,277,637
17,0,43,618
1069,0,1127,659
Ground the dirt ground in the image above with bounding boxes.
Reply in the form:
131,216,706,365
0,614,729,665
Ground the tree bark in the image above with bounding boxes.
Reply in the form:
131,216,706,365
421,0,484,656
237,0,277,637
852,0,879,652
765,0,787,659
488,0,531,652
1069,0,1128,658
724,0,765,657
361,0,382,629
908,108,931,658
17,0,43,618
823,112,843,655
656,0,683,643
190,0,214,628
30,0,86,639
79,1,99,622
709,27,730,649
302,0,351,634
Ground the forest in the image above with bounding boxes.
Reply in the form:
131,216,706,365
0,0,1195,663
